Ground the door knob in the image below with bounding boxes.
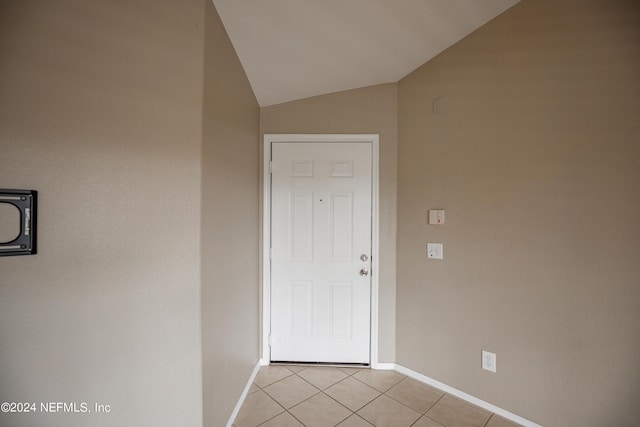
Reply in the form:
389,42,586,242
359,268,369,276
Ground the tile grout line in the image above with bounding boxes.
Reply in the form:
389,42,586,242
380,391,429,418
264,372,323,409
284,406,309,427
256,389,289,427
253,367,300,427
283,389,353,427
256,375,313,427
328,377,383,414
424,392,447,414
319,389,357,423
378,376,442,416
349,371,406,394
254,366,296,389
330,373,384,412
482,413,496,427
417,393,451,427
285,368,368,427
347,413,376,427
269,371,343,427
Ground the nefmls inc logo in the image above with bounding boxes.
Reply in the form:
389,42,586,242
40,402,89,413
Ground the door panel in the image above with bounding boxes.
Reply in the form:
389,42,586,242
329,193,353,261
270,142,372,363
290,192,313,261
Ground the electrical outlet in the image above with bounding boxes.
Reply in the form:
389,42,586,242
432,97,443,114
427,243,443,259
482,350,496,373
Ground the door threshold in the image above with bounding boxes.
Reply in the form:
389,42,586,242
270,361,370,368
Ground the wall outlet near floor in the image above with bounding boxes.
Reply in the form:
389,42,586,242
482,350,496,373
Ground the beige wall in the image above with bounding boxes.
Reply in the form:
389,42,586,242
3,1,639,426
201,0,261,426
0,0,205,426
261,84,398,362
397,1,640,426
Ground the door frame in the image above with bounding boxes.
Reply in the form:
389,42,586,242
262,134,380,366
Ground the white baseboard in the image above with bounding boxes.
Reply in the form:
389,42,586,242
371,362,395,370
226,359,264,427
393,364,543,427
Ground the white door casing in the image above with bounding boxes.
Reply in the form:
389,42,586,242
263,134,380,365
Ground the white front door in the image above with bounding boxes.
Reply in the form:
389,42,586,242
270,141,372,364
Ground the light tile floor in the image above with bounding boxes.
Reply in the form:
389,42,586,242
233,365,521,427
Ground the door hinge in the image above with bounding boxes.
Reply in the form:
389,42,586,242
269,161,273,173
268,335,272,347
269,248,272,260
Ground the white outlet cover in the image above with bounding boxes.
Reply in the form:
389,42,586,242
482,350,496,373
427,243,443,259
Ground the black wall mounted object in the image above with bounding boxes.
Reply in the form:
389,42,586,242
0,189,37,256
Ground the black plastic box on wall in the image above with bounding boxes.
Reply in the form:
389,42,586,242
0,189,37,256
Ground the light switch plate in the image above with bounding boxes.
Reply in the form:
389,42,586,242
428,209,445,225
427,243,443,259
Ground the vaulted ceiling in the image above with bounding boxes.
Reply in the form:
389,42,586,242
212,0,520,106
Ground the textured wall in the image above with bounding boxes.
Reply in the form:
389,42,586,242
261,84,398,362
201,0,261,426
0,0,204,426
397,0,640,426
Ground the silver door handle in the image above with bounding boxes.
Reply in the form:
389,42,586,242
359,268,369,276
